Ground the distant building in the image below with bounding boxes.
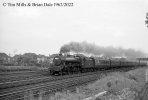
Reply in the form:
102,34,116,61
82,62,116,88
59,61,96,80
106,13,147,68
37,55,47,63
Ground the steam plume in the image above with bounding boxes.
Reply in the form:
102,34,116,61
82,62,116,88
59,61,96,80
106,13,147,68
60,41,147,59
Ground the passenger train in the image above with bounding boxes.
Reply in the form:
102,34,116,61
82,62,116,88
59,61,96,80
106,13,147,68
48,53,147,75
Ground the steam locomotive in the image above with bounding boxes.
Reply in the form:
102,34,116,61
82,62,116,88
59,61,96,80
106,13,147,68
48,53,147,75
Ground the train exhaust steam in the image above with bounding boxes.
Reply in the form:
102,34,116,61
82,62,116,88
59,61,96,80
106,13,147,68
60,41,147,60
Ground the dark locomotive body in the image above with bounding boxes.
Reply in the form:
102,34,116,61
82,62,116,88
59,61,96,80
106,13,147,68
48,53,147,75
49,54,95,75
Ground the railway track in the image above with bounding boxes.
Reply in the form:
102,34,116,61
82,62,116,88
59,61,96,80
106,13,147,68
0,70,48,83
0,73,47,83
0,70,37,75
0,70,48,77
0,66,140,100
0,71,102,100
0,71,97,90
0,66,134,90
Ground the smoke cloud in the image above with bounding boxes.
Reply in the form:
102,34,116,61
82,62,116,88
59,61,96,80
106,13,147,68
60,41,147,59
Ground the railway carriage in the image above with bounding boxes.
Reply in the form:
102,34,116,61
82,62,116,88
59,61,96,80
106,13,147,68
110,60,121,68
95,59,110,70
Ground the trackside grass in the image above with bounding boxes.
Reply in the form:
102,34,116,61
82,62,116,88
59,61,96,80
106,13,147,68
48,66,147,100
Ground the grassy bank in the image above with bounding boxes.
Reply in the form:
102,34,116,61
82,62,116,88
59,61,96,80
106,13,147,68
48,66,147,100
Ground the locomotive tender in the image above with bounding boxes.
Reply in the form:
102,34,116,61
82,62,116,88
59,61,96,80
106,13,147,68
48,53,147,75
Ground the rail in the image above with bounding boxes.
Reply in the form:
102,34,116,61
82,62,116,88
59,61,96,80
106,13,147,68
0,72,101,100
0,66,140,100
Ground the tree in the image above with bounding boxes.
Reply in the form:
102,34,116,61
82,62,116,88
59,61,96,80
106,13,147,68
0,53,9,58
146,13,148,27
13,53,38,66
23,53,37,66
0,53,9,65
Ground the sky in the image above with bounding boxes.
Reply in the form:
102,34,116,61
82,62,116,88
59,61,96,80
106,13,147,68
0,0,148,56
